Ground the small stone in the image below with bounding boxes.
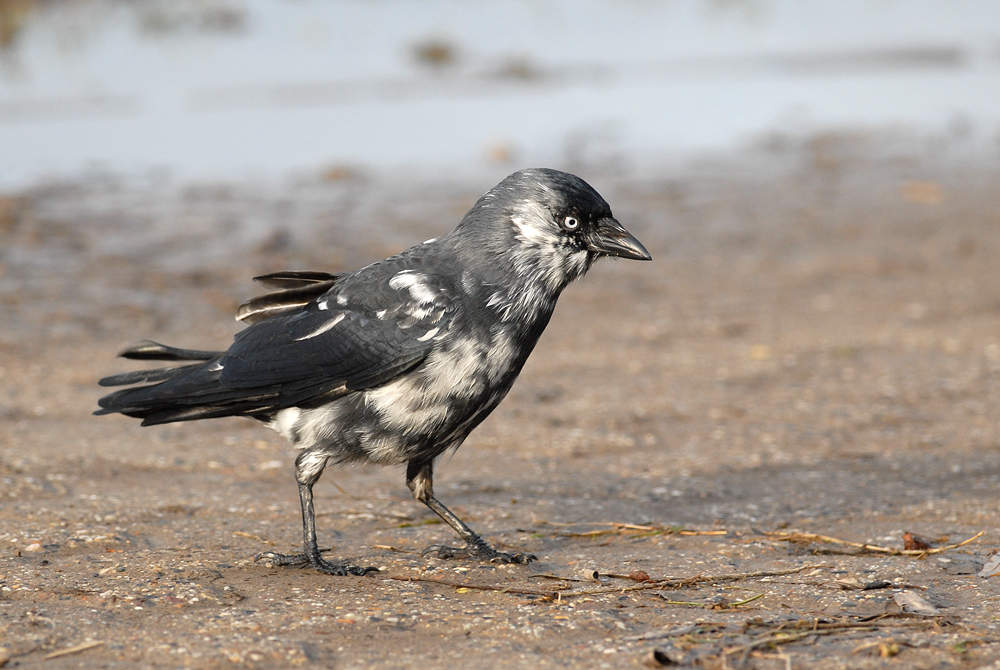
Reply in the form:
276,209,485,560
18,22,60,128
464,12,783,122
644,647,683,666
893,591,939,616
862,580,892,590
978,553,1000,578
24,543,43,553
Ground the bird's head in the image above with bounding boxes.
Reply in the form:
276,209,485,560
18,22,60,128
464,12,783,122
456,168,650,296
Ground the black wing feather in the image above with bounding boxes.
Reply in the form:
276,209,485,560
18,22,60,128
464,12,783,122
236,276,342,324
252,271,341,289
117,340,221,361
99,365,201,387
220,308,432,394
97,265,456,426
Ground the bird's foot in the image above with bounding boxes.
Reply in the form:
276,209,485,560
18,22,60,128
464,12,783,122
254,551,379,576
422,539,536,565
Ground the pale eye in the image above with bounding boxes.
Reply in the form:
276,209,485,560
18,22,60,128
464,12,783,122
563,216,579,230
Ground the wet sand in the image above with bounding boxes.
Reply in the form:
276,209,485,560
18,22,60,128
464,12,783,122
2,137,1000,668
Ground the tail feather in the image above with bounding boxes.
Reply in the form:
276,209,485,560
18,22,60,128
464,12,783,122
118,340,221,361
95,349,282,426
99,365,200,387
108,404,274,427
97,333,352,426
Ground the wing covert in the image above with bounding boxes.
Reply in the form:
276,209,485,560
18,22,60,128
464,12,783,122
218,273,456,403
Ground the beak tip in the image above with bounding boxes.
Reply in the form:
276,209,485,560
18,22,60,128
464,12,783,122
588,218,652,261
605,238,653,262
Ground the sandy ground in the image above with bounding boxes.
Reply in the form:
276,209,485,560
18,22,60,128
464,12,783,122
2,137,1000,668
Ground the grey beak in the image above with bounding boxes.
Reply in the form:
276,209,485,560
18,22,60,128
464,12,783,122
587,218,652,261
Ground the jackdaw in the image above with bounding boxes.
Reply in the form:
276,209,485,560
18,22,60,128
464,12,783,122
96,168,651,575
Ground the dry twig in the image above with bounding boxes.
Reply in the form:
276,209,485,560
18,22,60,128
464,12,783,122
384,575,557,597
656,593,764,609
371,544,421,554
766,530,984,556
538,521,726,538
385,564,824,600
44,641,104,660
720,618,940,664
232,531,276,546
723,627,862,662
562,563,826,597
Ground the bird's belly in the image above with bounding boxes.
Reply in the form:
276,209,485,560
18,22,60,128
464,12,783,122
361,334,522,460
268,333,526,466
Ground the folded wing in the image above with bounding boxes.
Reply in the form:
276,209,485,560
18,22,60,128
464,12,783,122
96,272,455,426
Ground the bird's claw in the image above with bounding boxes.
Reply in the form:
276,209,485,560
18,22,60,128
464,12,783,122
421,542,536,565
254,551,378,576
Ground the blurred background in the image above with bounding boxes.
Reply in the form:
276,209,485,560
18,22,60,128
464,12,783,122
4,4,1000,666
2,0,999,188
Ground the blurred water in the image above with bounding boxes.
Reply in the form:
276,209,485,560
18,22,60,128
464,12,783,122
1,0,999,189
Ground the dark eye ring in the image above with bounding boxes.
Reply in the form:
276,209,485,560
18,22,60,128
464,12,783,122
563,216,579,230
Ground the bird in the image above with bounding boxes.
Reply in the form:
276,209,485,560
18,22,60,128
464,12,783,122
95,168,651,576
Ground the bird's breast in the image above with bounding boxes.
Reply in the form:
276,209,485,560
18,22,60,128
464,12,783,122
364,330,522,438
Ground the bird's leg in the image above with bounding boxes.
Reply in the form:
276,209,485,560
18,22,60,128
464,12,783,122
406,459,535,565
255,453,378,576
